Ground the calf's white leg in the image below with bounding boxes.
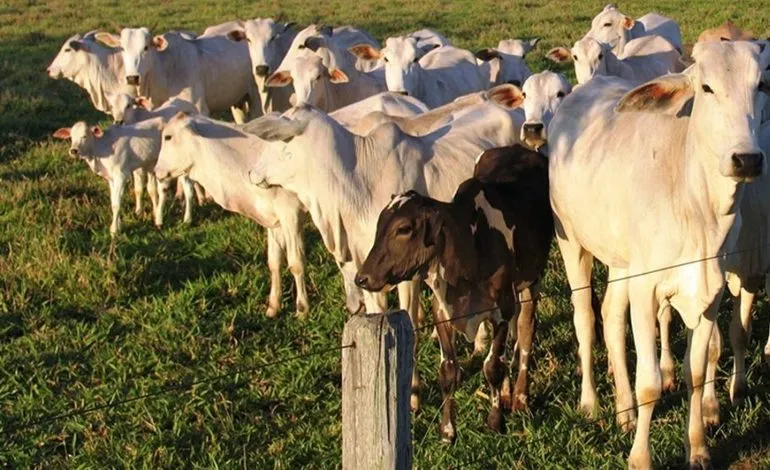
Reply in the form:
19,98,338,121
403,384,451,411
265,227,284,318
702,324,721,427
280,212,309,318
132,169,145,215
155,178,171,227
109,175,126,236
181,176,194,224
659,304,676,392
602,271,635,432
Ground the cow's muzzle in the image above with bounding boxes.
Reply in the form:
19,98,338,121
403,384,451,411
126,75,140,86
255,65,269,77
731,152,765,178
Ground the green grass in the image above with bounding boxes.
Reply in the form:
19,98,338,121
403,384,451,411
2,0,770,468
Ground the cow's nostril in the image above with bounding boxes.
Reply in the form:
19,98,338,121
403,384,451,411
126,75,140,86
69,148,78,156
255,65,269,77
523,123,545,134
354,274,370,289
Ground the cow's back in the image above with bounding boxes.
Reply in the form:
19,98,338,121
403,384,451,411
193,35,254,114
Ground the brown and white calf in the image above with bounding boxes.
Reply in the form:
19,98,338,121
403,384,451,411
355,145,553,442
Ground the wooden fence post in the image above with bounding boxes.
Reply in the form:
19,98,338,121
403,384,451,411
342,310,414,470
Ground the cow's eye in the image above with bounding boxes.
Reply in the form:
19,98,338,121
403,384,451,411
383,57,389,63
396,225,412,236
702,84,714,94
64,48,72,52
603,22,612,27
163,134,172,141
522,92,527,98
556,91,565,98
572,55,578,62
598,53,604,60
298,44,305,50
315,75,321,81
144,46,149,51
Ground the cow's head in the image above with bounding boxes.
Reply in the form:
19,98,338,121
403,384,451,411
355,191,441,292
548,37,611,84
227,18,296,81
475,38,538,87
47,33,102,79
106,92,152,124
617,41,770,181
587,4,635,52
265,53,347,108
52,121,103,158
349,36,438,97
155,112,198,181
97,28,166,87
515,71,572,150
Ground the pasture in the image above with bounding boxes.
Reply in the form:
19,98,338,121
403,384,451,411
2,0,770,468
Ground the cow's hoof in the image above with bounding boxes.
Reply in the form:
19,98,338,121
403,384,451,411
486,407,505,434
266,306,279,318
661,367,676,392
410,393,420,412
616,408,636,433
702,397,720,428
689,453,712,470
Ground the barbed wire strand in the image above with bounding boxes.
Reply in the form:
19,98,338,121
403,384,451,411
2,343,355,435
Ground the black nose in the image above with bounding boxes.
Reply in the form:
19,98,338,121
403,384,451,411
69,148,78,156
522,122,545,135
126,75,140,86
732,152,764,177
255,65,269,77
354,273,370,289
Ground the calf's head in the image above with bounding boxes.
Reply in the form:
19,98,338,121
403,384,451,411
475,38,538,87
349,36,437,97
47,33,100,79
617,41,770,180
266,53,348,108
52,121,103,158
355,191,442,292
587,4,635,52
155,112,197,180
548,37,610,84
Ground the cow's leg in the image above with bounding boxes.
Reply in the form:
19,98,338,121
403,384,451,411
265,227,283,318
154,178,170,228
602,271,635,432
193,181,207,205
473,321,490,356
702,324,721,427
484,306,510,434
659,304,676,392
146,172,159,224
282,211,308,319
729,284,756,404
511,286,535,412
683,301,719,469
398,281,422,411
109,175,126,236
436,318,459,443
627,279,660,470
554,226,598,417
132,169,146,215
180,176,194,224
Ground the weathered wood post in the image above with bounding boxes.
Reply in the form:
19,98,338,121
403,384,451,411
342,310,414,470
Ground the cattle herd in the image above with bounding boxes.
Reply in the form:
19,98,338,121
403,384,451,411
43,3,770,468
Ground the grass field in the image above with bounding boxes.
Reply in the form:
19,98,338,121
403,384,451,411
2,0,770,468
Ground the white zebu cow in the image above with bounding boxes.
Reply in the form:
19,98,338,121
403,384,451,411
96,28,259,122
244,96,524,411
226,18,298,114
549,42,769,468
155,113,309,319
476,38,539,87
349,38,486,108
547,35,684,85
266,47,385,112
586,4,683,55
52,98,199,235
47,31,136,116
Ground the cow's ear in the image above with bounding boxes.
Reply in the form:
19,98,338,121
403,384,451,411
53,128,71,140
486,83,525,109
95,32,121,48
227,30,247,42
91,125,104,138
241,114,308,142
546,47,572,63
68,40,83,51
153,35,169,51
616,72,694,116
135,96,153,109
475,48,500,62
319,25,333,37
422,206,443,249
523,37,540,55
349,44,382,60
328,68,348,84
265,70,293,88
303,36,325,52
623,16,635,30
603,3,618,12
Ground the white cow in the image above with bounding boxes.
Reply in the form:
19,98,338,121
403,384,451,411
587,4,683,55
155,112,309,318
548,42,769,468
476,38,539,87
47,31,136,117
349,38,486,108
95,28,259,122
547,35,684,85
226,18,297,114
266,49,385,112
243,98,524,410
